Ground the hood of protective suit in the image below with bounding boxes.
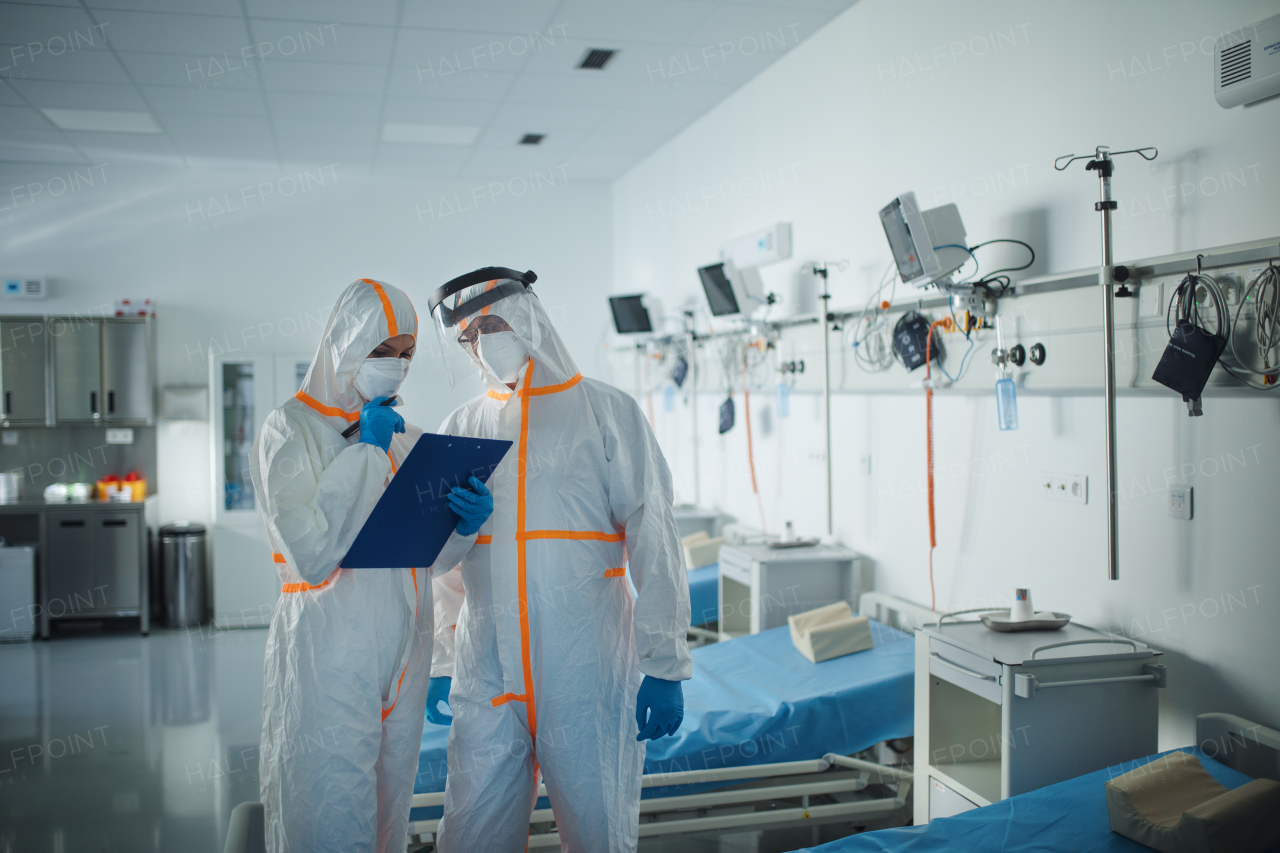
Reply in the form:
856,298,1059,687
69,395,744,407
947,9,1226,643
480,290,578,393
298,278,418,424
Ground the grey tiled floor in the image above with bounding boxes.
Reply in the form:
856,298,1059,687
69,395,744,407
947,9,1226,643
0,628,871,853
0,627,268,853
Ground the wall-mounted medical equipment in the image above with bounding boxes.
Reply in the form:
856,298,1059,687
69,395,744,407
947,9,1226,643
697,259,766,317
879,193,969,289
607,293,658,334
1152,258,1229,413
721,222,793,269
717,396,734,433
1214,12,1280,108
990,317,1019,430
893,311,943,371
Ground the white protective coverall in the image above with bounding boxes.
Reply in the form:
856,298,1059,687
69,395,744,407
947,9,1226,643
430,280,692,853
250,279,475,853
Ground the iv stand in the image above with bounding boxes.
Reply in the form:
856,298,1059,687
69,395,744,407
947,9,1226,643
684,312,700,507
811,263,837,536
1054,145,1158,581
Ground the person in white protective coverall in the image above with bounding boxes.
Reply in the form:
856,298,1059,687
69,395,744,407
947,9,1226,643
249,278,492,853
424,267,692,853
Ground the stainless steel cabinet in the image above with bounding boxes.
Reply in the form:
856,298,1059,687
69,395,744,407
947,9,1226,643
94,514,141,609
51,317,102,422
43,508,145,629
45,512,93,609
50,317,152,425
0,317,49,425
103,321,150,422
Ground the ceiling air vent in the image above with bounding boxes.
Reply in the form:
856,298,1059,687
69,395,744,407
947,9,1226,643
1219,41,1251,87
519,134,545,145
578,49,616,70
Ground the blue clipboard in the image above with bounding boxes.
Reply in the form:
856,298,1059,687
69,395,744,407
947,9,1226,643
342,432,512,569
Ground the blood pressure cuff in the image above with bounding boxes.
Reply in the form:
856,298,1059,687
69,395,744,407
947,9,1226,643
718,397,734,434
893,311,941,372
1104,750,1280,853
1152,320,1226,400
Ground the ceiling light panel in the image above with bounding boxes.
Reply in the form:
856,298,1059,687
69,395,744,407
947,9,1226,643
41,108,161,133
381,122,480,144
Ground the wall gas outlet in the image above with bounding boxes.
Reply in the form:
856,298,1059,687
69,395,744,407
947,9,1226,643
1040,471,1087,505
1168,485,1193,520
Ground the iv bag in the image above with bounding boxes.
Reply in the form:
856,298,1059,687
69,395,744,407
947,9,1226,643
996,376,1019,430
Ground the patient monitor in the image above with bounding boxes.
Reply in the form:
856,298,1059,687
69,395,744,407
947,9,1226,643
879,191,969,289
697,258,766,317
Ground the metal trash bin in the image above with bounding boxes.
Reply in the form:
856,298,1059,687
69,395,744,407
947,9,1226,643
160,522,207,628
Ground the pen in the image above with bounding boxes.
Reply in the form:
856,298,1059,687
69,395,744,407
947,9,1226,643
341,395,400,439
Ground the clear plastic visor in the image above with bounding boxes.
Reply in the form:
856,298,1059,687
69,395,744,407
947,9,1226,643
430,278,540,388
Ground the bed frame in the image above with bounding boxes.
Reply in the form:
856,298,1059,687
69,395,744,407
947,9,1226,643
406,754,912,849
404,594,933,850
1196,712,1280,782
219,709,1280,853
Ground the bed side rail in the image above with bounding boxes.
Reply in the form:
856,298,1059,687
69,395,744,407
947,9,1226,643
1195,712,1280,781
858,591,937,632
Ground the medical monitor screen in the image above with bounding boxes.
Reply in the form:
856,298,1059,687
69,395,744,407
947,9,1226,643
880,198,925,283
698,263,741,316
608,295,653,334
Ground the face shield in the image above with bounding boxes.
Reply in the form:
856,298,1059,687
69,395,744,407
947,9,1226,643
428,267,541,388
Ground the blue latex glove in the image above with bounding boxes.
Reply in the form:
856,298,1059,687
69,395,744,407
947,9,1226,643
635,675,684,741
425,676,452,726
448,476,493,536
358,395,404,452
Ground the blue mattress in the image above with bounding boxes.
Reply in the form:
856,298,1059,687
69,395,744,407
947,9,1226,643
687,563,719,625
415,619,915,810
795,748,1275,852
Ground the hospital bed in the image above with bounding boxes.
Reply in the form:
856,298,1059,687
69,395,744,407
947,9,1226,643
406,593,937,849
788,713,1280,853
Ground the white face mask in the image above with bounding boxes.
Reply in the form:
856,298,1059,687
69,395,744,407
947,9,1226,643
477,331,528,383
353,357,409,401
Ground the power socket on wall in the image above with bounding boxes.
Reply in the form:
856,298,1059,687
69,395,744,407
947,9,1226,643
1039,471,1088,505
1168,485,1193,520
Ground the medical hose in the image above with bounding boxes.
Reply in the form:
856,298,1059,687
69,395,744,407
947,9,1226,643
923,318,951,612
742,363,767,535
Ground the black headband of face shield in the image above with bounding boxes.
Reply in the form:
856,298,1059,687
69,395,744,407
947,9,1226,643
428,267,537,327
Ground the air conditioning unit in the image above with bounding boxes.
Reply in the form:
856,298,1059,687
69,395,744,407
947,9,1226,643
1214,12,1280,108
2,276,47,299
721,222,792,269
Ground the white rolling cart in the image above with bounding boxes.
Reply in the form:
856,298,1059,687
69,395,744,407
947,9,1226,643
672,505,722,540
716,543,861,639
913,613,1166,824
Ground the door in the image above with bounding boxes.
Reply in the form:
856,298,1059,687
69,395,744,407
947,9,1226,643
51,317,102,422
44,512,95,614
102,320,151,423
273,354,311,404
210,353,309,626
93,514,140,611
0,318,48,424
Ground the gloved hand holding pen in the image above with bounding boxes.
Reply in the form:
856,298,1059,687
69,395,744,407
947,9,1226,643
357,395,405,452
448,476,493,536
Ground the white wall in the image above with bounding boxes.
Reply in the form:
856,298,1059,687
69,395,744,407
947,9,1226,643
613,0,1280,747
1,159,612,527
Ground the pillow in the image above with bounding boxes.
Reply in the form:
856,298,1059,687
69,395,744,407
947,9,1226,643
1105,750,1280,853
